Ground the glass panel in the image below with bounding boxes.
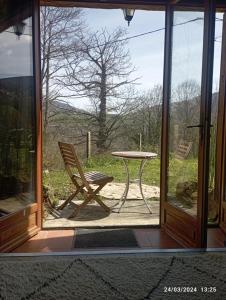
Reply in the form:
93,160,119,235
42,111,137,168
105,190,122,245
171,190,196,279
42,7,164,227
0,1,36,218
167,11,204,216
208,13,223,222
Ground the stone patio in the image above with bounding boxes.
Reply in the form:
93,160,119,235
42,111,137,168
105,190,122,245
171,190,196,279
43,183,160,228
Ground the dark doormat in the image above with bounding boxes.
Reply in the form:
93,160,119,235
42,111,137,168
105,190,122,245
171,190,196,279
74,228,139,248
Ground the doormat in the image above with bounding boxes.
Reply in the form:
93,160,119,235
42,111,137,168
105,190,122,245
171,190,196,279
74,228,139,248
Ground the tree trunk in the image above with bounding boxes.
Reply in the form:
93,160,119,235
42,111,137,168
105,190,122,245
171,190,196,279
97,67,107,152
43,45,50,137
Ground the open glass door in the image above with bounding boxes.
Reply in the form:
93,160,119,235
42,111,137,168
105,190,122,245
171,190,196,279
0,0,41,252
217,13,226,233
219,130,226,233
220,141,226,232
161,2,215,248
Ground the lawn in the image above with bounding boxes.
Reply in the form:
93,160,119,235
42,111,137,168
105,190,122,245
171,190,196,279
43,154,198,202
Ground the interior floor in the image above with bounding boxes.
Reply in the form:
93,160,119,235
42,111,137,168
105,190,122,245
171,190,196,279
12,228,226,253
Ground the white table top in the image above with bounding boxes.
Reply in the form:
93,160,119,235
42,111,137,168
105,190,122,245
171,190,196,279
111,151,158,159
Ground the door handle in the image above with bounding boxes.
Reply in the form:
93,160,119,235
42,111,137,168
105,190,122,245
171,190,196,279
187,124,213,129
187,124,203,128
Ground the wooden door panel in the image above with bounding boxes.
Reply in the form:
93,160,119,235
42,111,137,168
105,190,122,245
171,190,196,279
0,204,39,252
161,1,215,248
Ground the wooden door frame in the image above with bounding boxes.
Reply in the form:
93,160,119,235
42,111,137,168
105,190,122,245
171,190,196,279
0,0,225,253
37,0,226,235
37,0,223,236
0,0,42,252
39,0,220,236
34,0,43,229
217,13,226,232
198,0,216,247
40,0,226,10
160,2,172,228
160,0,216,248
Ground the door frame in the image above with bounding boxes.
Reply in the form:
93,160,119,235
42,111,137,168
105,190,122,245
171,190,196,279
160,0,216,248
217,13,226,232
38,0,224,239
34,0,43,229
0,0,42,252
39,0,224,242
1,0,226,253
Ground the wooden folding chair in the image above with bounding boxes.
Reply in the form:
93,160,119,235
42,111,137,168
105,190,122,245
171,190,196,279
174,140,193,160
58,142,113,218
168,139,193,178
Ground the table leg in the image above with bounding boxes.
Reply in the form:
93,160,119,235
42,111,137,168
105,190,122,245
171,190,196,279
138,159,152,214
117,158,130,213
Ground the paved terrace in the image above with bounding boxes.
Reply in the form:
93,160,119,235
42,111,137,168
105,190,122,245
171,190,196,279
44,183,160,228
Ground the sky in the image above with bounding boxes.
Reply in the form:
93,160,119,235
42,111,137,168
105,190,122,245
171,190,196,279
69,8,165,108
0,9,223,109
84,9,165,87
66,8,223,108
0,17,33,78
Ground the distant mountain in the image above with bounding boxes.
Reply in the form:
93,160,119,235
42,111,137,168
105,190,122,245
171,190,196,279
48,99,86,115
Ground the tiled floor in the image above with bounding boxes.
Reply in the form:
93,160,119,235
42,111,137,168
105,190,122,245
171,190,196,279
13,230,75,253
133,229,183,248
207,228,226,248
12,228,226,253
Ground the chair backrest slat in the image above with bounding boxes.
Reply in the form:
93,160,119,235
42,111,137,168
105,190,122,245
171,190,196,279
58,142,89,188
174,140,192,160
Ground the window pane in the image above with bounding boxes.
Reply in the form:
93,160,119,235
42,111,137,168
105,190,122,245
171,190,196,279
167,11,204,216
0,1,36,217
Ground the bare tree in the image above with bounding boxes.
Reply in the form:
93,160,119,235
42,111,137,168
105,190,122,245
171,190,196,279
173,80,200,140
60,28,139,152
141,85,162,148
40,6,85,134
127,85,162,151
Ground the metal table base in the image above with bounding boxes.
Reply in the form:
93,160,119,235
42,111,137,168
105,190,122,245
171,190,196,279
117,158,152,214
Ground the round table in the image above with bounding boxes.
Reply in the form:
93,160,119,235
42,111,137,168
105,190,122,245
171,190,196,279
111,151,158,213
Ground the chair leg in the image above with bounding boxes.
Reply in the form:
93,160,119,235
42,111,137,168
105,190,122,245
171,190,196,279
92,183,110,212
69,195,91,219
57,184,84,210
94,195,110,212
57,185,84,210
68,183,110,218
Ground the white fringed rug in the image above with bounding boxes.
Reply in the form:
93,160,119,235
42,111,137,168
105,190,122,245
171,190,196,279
0,252,226,299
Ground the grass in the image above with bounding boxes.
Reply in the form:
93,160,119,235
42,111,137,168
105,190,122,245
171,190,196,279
43,154,198,202
85,155,161,185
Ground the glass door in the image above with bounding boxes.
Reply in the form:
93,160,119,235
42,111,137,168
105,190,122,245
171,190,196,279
0,0,41,252
218,13,226,233
161,2,215,248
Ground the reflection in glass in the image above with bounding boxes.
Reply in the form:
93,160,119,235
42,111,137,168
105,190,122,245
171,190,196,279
0,2,35,218
208,13,223,222
167,12,204,216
